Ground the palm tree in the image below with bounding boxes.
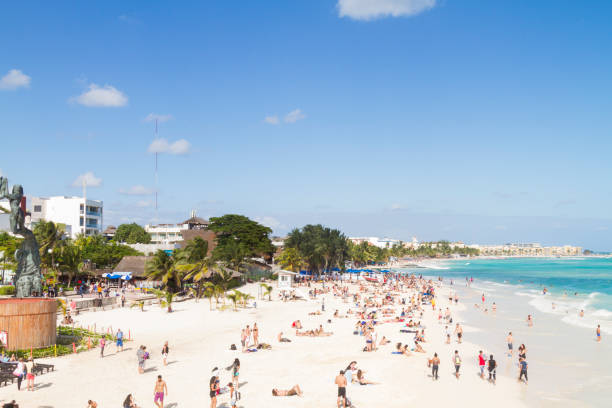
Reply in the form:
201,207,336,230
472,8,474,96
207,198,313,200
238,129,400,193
276,247,304,272
34,220,66,272
260,283,273,301
213,283,225,307
130,300,145,312
57,241,84,286
226,291,240,311
202,282,215,310
216,267,236,293
176,238,212,298
241,292,254,308
151,288,175,312
145,250,182,292
57,298,67,317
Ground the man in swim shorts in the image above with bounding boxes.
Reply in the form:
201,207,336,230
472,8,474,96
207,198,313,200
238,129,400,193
597,325,601,342
153,375,168,408
335,370,347,408
455,323,463,344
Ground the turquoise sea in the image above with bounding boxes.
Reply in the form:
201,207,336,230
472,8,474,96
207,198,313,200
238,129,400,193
408,257,612,407
433,257,612,333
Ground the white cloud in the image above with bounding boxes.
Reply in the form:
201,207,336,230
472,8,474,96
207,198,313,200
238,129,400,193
135,200,152,208
144,113,173,123
337,0,436,21
255,216,284,230
264,115,280,125
390,203,406,211
148,138,191,155
119,185,155,195
0,69,31,90
284,109,306,123
72,83,128,107
72,172,102,187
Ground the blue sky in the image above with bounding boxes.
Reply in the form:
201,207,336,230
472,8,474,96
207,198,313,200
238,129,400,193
1,0,612,250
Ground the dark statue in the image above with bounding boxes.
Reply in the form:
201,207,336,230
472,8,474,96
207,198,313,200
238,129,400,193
0,177,42,297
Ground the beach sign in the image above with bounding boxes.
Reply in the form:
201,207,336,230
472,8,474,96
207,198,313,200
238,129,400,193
0,330,7,348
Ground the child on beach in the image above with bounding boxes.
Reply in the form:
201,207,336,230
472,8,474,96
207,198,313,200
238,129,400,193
597,324,601,342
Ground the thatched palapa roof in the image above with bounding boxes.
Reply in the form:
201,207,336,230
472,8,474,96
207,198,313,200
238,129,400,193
113,256,151,277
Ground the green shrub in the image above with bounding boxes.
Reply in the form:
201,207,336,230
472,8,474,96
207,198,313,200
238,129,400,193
0,286,15,295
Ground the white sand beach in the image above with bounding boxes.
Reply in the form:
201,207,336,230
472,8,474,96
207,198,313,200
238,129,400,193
0,280,530,408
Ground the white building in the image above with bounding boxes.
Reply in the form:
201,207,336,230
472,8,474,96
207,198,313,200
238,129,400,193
29,196,103,238
145,212,209,244
349,237,403,249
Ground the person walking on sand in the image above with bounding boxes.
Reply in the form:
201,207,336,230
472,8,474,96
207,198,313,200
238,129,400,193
227,358,240,389
137,345,146,374
253,323,259,347
240,329,247,352
518,357,528,384
153,375,168,408
25,358,34,391
597,324,601,342
335,370,347,408
431,353,440,380
116,329,124,352
478,350,486,379
228,382,239,408
455,323,463,344
488,355,497,384
13,358,25,390
527,314,533,327
453,350,462,379
162,341,169,366
99,335,106,358
507,332,513,356
245,325,252,347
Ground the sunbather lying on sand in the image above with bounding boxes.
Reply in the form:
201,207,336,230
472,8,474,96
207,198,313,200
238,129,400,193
272,384,303,396
356,370,379,385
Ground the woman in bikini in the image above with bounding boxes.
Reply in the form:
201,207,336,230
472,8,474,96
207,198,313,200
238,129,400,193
253,323,259,347
209,376,219,408
229,358,240,389
356,369,379,385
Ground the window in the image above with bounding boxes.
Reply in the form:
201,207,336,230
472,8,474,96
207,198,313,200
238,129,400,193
80,217,84,226
34,205,42,212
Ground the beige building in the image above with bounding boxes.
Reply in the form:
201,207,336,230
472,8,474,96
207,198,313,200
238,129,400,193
468,243,583,257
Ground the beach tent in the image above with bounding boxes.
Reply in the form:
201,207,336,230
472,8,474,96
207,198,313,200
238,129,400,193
102,272,132,280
